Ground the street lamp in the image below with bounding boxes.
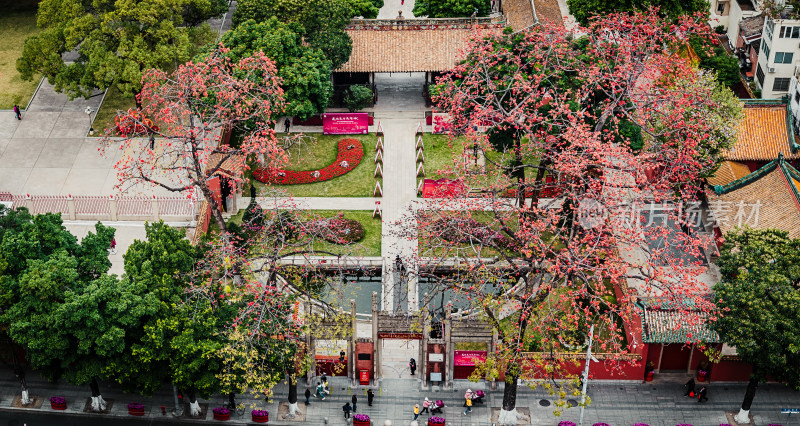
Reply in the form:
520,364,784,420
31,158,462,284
85,106,95,135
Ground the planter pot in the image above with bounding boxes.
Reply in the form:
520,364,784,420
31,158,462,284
428,421,445,426
213,412,231,421
354,420,370,426
252,413,269,423
51,402,67,410
696,374,706,382
645,370,654,382
129,408,145,416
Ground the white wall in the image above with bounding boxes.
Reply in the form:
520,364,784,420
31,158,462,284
756,18,800,98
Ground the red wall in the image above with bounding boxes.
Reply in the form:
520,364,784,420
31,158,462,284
355,342,374,383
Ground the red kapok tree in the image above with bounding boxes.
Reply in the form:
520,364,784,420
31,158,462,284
405,11,735,423
102,45,286,233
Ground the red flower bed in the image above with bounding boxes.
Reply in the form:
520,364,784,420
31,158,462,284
254,139,363,185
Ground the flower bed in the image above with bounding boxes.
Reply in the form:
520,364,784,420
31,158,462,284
251,409,269,423
128,402,145,416
307,217,365,244
428,416,446,425
212,406,230,421
354,413,370,426
50,396,67,410
254,139,364,185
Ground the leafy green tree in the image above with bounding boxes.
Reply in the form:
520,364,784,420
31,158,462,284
307,28,353,70
713,228,800,423
566,0,709,26
413,0,491,18
344,85,374,111
16,0,217,104
218,18,334,119
689,36,741,90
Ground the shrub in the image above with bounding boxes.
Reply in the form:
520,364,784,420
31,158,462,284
344,85,374,112
432,217,511,248
50,396,65,404
559,422,577,426
308,217,365,244
354,413,370,421
429,417,446,425
254,139,364,185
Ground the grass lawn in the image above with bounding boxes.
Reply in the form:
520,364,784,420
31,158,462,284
224,208,381,257
248,133,381,197
91,86,136,135
0,0,41,109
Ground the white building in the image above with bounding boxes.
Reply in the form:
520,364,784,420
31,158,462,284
709,0,760,46
754,15,800,98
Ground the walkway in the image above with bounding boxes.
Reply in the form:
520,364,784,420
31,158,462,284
378,0,415,19
1,372,797,425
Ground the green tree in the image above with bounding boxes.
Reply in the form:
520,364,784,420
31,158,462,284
413,0,491,18
689,36,741,90
713,228,800,423
344,84,374,111
218,18,334,119
16,0,217,104
566,0,709,26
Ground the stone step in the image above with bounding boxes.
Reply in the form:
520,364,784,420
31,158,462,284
372,110,426,120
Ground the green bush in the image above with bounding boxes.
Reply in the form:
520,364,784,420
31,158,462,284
344,85,374,112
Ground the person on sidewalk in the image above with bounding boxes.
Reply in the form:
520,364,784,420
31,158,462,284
315,382,326,400
463,389,472,406
413,404,420,420
13,105,21,120
463,398,472,415
409,358,416,375
367,388,375,406
109,238,117,255
697,386,708,403
284,117,291,133
684,378,696,397
305,388,311,405
352,394,357,412
343,402,352,419
421,397,431,414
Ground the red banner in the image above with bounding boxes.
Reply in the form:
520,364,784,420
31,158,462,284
453,351,487,367
323,113,369,135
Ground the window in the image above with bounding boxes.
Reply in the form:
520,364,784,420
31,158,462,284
774,77,791,92
775,52,794,64
766,18,775,40
762,40,771,60
757,64,765,86
717,2,725,13
780,26,800,38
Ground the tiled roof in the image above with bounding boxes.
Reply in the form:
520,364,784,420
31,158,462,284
708,156,800,238
503,0,537,30
724,102,800,161
706,160,752,186
533,0,564,26
340,23,503,72
641,308,719,344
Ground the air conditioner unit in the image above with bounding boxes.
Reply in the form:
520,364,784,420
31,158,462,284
768,67,777,73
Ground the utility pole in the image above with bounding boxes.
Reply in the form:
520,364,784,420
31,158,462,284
578,324,596,426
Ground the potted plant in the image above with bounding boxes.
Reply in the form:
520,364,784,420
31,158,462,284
645,361,655,381
353,413,370,426
697,361,709,382
593,423,610,426
251,409,269,423
559,422,577,426
212,406,230,421
428,416,446,426
128,402,145,416
49,396,67,410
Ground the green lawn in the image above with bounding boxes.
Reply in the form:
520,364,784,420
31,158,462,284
0,0,41,109
91,86,136,135
225,208,381,257
249,133,381,197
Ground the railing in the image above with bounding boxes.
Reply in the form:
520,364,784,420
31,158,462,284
6,194,198,222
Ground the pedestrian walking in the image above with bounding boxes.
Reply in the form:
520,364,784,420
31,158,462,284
352,394,357,412
409,358,416,375
413,404,420,421
305,388,311,405
284,117,291,133
109,238,117,255
343,402,352,419
13,105,21,120
367,388,375,406
315,382,326,400
684,378,696,397
697,386,708,403
421,397,431,414
463,389,472,407
463,397,472,415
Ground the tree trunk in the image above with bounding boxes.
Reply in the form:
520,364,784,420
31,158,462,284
514,134,526,208
187,388,201,417
498,370,524,425
89,378,107,412
13,347,32,405
287,374,300,417
734,377,758,423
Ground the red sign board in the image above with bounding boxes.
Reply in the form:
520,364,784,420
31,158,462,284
359,370,370,385
453,350,487,367
377,332,423,339
323,113,369,135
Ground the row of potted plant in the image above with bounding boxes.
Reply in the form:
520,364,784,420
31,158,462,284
354,414,444,426
559,423,785,426
48,397,269,422
253,138,364,185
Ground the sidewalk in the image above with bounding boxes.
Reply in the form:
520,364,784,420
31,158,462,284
2,372,796,425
